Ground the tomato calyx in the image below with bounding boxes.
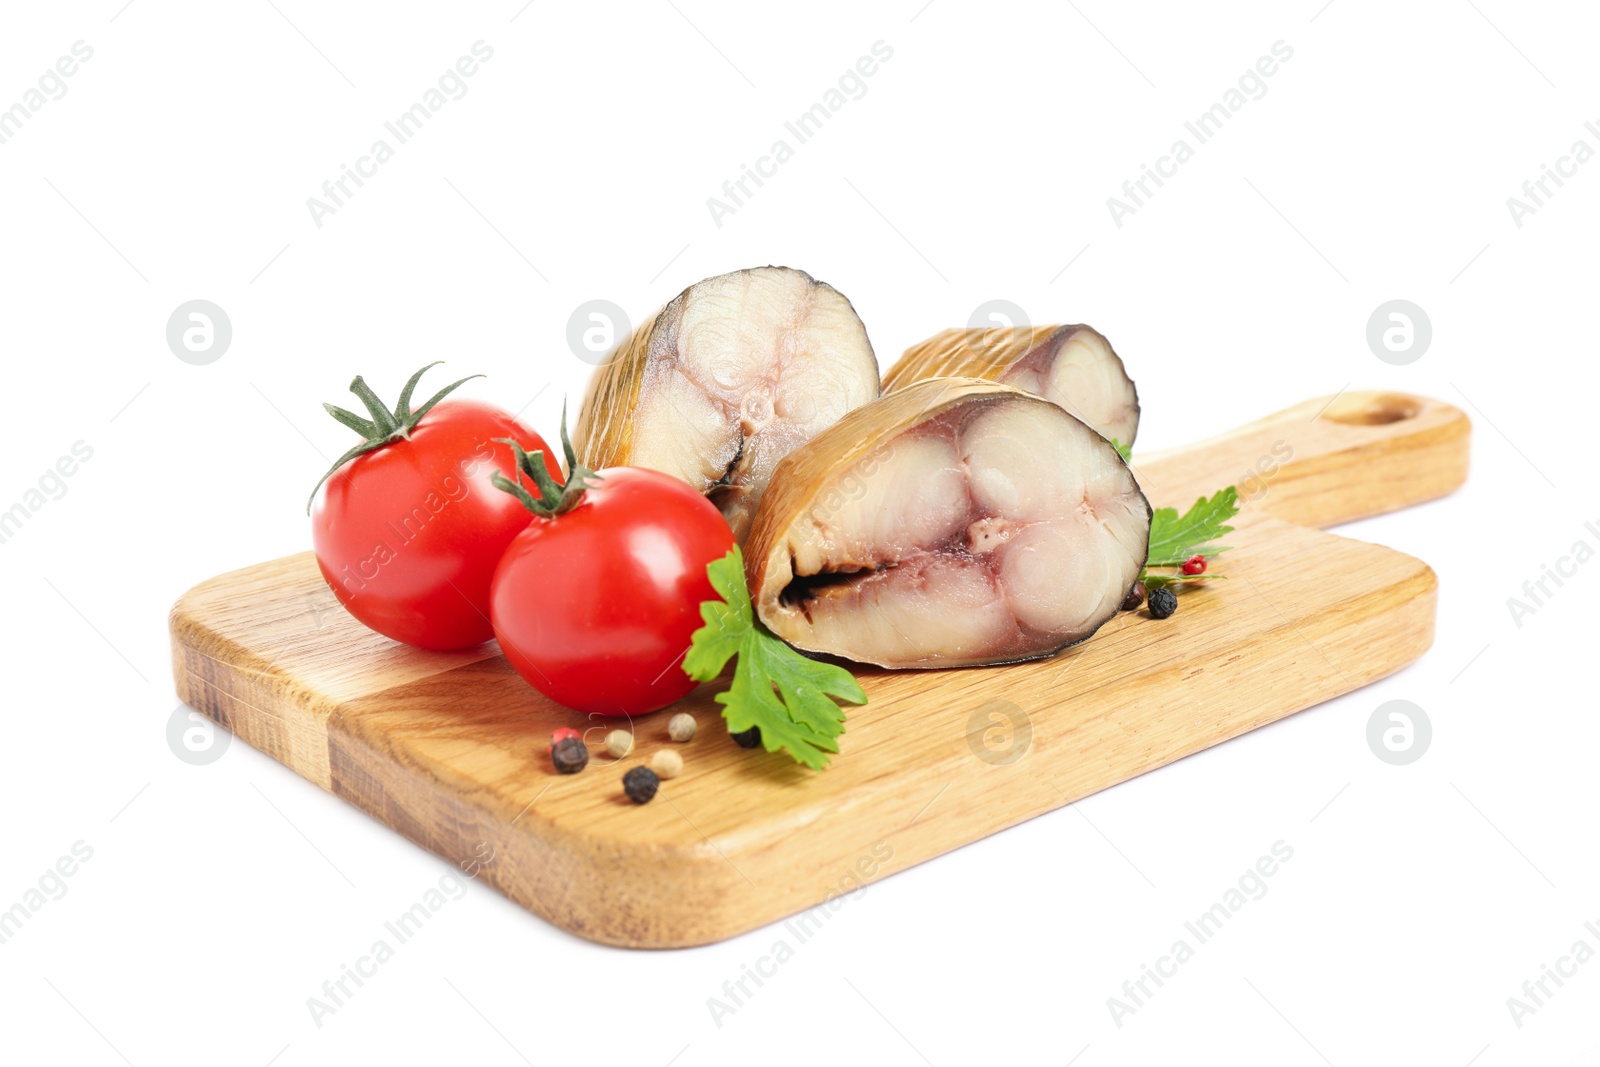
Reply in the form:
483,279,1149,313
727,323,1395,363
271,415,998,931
490,405,597,519
306,362,483,513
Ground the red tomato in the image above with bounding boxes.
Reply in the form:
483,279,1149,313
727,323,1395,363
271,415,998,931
312,396,562,650
489,467,735,716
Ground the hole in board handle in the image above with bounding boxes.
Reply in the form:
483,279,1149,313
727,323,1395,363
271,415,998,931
1323,393,1421,426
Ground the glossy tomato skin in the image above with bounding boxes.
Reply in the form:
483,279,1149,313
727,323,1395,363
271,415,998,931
489,467,735,716
312,399,563,650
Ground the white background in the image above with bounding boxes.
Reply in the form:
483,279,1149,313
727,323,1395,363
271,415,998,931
1,1,1596,1064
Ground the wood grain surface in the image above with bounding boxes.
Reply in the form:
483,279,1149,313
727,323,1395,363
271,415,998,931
169,390,1470,948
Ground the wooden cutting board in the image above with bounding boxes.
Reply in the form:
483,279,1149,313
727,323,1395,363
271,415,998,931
169,390,1469,948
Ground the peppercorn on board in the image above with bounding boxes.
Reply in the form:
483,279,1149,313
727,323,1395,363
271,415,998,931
170,390,1469,948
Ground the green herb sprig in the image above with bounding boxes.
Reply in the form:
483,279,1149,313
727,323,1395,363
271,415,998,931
683,547,864,770
1141,486,1239,588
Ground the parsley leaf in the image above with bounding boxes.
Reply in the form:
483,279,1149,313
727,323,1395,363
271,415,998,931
1109,437,1133,462
683,547,864,769
1141,486,1239,584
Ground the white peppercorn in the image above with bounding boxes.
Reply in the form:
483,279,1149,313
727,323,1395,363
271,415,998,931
651,748,684,779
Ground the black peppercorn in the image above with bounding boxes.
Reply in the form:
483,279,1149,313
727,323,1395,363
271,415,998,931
1121,581,1147,612
731,725,762,749
1147,587,1177,619
551,736,588,774
623,765,660,803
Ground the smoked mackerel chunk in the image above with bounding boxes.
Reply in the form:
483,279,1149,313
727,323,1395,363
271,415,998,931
573,266,880,542
744,378,1151,669
885,324,1139,446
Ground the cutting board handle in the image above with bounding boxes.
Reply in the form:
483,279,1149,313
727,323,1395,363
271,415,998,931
1132,391,1471,529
